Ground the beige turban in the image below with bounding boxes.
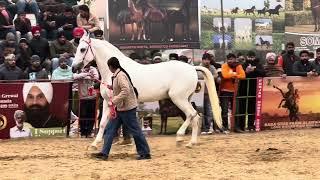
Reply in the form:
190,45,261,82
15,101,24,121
22,82,53,103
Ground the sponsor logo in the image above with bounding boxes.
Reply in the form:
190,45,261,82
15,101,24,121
0,114,7,130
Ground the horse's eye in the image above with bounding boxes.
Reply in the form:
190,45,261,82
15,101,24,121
80,48,86,53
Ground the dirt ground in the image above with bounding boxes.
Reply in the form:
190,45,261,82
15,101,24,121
1,129,320,180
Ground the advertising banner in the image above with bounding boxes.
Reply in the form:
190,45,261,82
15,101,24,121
0,81,71,139
200,0,285,61
257,77,320,131
285,32,320,52
285,0,320,52
108,0,200,49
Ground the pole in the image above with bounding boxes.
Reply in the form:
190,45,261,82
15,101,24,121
220,0,226,61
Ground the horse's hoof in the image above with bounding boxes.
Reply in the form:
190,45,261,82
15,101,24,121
186,142,193,148
176,136,184,142
87,145,98,151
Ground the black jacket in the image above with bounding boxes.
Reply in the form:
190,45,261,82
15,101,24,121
292,61,313,76
29,38,50,61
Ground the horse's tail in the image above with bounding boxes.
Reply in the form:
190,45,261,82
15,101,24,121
195,66,223,129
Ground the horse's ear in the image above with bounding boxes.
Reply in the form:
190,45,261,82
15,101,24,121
82,30,90,39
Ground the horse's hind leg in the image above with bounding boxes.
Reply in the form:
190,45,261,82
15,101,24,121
170,96,199,148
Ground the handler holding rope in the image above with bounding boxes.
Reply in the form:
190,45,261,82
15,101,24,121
91,57,151,160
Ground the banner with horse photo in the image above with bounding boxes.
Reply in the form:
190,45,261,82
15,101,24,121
285,0,320,51
0,81,71,139
137,81,205,135
108,0,200,49
200,0,285,61
256,77,320,131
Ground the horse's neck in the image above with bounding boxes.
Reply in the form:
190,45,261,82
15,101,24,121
91,39,140,82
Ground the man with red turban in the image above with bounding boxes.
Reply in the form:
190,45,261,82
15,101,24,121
70,27,85,53
29,26,52,72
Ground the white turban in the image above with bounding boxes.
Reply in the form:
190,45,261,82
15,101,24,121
23,82,53,103
266,52,276,60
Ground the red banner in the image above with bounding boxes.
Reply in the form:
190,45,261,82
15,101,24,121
255,78,263,132
0,81,71,139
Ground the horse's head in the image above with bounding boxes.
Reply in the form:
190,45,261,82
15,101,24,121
276,4,283,9
73,32,95,70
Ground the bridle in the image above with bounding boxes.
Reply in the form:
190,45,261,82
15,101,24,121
81,38,95,64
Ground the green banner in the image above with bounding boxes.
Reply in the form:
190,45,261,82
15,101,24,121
31,128,67,137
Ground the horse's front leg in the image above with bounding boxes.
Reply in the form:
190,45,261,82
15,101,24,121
90,99,109,149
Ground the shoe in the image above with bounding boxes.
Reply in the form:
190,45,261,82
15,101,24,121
223,130,230,134
136,154,151,160
91,152,108,160
119,139,133,146
201,131,208,135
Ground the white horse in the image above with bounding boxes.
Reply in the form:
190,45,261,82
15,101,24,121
72,33,223,148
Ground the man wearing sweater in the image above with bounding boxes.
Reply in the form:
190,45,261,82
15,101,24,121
220,53,246,132
51,56,73,80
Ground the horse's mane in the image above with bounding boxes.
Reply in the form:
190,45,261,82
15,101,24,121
91,38,127,59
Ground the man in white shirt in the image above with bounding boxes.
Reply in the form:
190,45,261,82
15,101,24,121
10,110,32,138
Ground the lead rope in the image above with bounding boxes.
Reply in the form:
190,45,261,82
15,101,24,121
93,78,117,119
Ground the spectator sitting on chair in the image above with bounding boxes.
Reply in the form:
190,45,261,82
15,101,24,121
29,26,51,71
51,56,73,80
40,8,58,40
16,0,40,23
0,2,15,39
0,0,17,18
56,7,77,40
70,27,84,53
23,55,48,80
50,31,74,71
77,4,100,33
0,32,18,56
0,53,24,80
14,12,32,41
16,38,32,70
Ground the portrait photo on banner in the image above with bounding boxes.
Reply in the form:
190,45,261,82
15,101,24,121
0,81,71,139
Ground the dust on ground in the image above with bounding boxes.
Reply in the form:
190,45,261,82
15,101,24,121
1,129,320,180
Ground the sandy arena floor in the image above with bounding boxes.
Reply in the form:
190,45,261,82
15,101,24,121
1,129,320,180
